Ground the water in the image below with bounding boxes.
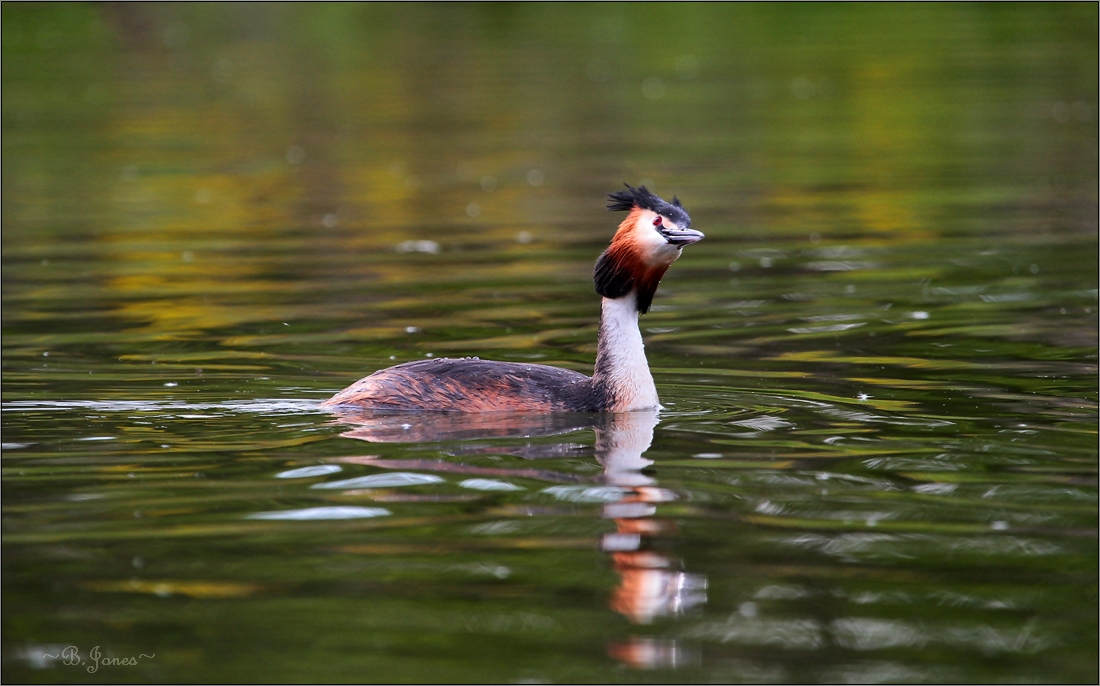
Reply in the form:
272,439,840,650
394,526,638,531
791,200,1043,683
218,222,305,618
3,4,1097,683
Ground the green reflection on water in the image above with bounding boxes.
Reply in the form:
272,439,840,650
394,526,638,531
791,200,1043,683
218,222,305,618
3,3,1097,683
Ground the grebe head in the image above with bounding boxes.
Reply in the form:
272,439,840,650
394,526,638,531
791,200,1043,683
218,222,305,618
595,184,704,314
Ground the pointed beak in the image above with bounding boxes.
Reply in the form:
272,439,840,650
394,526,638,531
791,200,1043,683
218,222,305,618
664,227,704,247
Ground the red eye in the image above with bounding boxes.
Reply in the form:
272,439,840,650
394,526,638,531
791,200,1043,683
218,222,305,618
653,216,663,227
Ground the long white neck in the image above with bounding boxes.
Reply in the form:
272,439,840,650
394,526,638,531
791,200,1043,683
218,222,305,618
593,295,660,411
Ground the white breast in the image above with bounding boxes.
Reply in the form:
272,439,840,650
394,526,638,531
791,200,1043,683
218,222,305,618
597,295,660,411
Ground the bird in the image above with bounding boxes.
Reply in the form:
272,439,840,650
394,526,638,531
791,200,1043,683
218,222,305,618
322,185,703,413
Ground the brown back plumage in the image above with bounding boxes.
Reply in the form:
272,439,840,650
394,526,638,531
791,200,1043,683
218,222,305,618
322,358,607,412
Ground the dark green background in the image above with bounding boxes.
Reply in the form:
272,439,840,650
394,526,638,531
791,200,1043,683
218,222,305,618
3,3,1097,683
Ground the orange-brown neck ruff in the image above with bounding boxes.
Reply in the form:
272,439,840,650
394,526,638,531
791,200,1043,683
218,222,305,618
593,208,673,315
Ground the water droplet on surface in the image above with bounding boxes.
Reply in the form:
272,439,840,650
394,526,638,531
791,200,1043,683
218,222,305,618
248,506,391,520
642,77,666,100
211,57,233,84
459,479,524,492
312,472,445,490
791,77,813,99
396,240,439,254
276,465,342,479
286,145,305,165
675,55,699,80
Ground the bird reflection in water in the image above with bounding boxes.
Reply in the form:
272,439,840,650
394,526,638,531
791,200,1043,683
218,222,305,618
327,406,706,669
593,411,707,629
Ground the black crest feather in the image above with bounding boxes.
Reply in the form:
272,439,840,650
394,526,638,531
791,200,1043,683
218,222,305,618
607,183,691,228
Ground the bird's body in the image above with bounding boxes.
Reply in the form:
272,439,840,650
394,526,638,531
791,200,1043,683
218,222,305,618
322,185,703,413
324,357,598,412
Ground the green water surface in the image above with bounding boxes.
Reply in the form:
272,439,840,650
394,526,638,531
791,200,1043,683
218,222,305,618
3,4,1097,683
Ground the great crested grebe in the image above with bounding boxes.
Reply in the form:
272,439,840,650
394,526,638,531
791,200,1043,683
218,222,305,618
322,185,703,412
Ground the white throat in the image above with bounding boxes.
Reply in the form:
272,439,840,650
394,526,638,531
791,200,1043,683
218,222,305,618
594,295,660,411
